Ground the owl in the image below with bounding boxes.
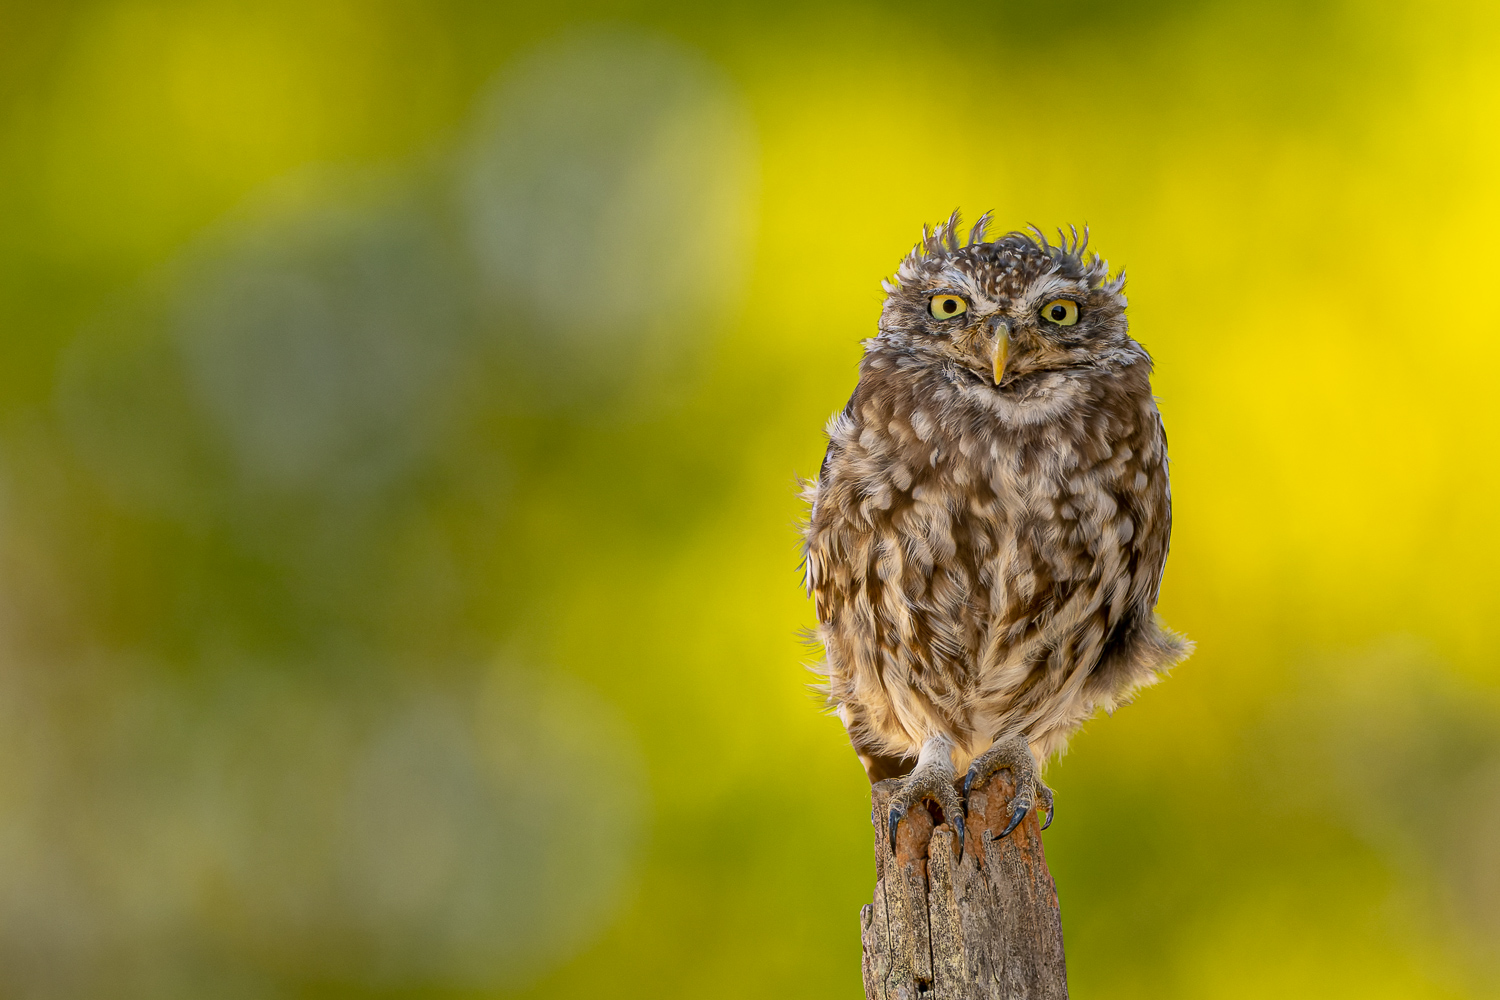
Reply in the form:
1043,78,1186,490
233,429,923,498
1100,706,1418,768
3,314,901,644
801,213,1191,855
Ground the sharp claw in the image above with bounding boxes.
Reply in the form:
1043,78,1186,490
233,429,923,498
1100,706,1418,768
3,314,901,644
1041,801,1054,831
888,804,903,854
963,766,979,799
998,803,1028,839
952,811,965,864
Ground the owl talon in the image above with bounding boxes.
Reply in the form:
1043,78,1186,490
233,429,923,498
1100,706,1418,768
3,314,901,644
964,734,1055,839
999,803,1028,839
888,794,964,862
884,736,964,861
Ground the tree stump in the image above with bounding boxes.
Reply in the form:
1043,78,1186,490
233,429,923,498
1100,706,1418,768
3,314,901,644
861,772,1067,1000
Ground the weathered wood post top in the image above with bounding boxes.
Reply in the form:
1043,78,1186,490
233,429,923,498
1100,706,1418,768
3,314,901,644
862,772,1067,1000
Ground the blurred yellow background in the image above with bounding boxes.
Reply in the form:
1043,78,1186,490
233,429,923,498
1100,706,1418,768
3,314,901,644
0,1,1498,997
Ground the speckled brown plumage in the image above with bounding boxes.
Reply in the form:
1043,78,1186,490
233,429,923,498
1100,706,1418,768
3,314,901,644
801,212,1190,845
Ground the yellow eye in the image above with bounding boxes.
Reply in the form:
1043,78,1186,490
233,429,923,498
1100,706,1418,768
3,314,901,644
1040,299,1079,326
929,294,967,320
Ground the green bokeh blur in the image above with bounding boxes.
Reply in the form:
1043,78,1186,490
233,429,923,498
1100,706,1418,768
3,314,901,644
1,1,1498,997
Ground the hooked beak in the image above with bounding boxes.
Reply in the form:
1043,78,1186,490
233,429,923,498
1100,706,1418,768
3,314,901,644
991,322,1010,385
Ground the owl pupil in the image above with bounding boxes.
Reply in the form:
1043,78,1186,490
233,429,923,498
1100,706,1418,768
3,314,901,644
1050,305,1065,319
943,300,957,313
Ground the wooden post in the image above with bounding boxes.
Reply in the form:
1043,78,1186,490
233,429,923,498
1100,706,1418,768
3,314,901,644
862,772,1068,1000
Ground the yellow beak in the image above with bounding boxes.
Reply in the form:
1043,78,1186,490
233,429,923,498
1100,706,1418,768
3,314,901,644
992,328,1009,385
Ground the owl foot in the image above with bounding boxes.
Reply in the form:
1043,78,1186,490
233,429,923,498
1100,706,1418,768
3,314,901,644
887,736,965,862
963,735,1054,840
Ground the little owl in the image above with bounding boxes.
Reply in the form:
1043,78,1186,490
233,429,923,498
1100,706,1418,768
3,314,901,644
801,213,1191,855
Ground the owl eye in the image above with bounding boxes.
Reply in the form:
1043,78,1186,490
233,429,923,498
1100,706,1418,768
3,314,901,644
929,294,968,320
1040,299,1079,326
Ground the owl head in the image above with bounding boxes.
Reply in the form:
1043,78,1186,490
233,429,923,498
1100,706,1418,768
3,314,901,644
877,211,1129,389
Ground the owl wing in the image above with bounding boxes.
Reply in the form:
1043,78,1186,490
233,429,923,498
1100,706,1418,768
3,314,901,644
1077,402,1188,705
1128,406,1174,612
802,385,862,625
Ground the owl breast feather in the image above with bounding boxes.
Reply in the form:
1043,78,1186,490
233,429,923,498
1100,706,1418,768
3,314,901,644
803,347,1187,764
